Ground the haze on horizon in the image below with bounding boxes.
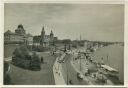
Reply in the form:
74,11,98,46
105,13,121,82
4,3,124,42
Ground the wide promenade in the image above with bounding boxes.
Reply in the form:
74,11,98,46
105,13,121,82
53,54,66,85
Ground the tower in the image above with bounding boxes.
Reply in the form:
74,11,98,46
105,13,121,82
50,30,54,46
50,30,54,40
40,27,45,45
15,24,26,35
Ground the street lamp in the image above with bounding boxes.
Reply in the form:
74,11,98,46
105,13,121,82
66,62,69,85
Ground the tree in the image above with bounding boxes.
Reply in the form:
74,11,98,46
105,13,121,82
13,48,21,58
12,45,41,70
19,45,29,57
13,45,29,59
30,52,41,70
62,39,71,44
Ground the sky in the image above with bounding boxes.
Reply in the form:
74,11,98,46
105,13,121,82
4,3,124,42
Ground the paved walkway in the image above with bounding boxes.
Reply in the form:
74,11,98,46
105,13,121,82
70,50,114,85
70,60,93,85
70,49,94,84
53,54,66,85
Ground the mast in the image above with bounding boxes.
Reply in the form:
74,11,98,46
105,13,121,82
107,54,109,65
80,56,81,71
79,53,82,71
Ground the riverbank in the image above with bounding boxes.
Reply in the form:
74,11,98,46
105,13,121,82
70,44,123,85
92,44,124,83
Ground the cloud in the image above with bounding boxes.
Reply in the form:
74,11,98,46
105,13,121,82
4,3,124,42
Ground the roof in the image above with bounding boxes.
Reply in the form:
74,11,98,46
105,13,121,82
4,30,14,35
101,64,118,72
4,30,30,37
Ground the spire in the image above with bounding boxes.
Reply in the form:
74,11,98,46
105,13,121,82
50,30,54,38
41,26,45,33
50,30,54,36
18,24,24,29
50,30,53,34
42,26,44,31
41,26,45,36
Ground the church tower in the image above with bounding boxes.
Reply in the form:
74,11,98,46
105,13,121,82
50,30,54,41
40,27,45,45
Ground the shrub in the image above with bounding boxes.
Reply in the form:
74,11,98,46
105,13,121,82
29,52,41,70
12,45,41,71
13,45,29,59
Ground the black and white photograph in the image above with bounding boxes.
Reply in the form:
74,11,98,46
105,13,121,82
4,3,124,85
2,87,127,88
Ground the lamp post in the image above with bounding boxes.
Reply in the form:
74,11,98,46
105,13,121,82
64,44,66,52
66,62,68,85
80,54,82,71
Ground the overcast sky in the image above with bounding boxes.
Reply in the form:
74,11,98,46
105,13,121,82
4,3,124,42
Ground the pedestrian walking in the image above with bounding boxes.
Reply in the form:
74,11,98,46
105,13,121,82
41,56,44,63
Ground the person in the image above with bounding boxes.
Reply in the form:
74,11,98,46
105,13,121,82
41,57,44,63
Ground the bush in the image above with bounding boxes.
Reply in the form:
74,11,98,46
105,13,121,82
12,45,41,71
29,52,41,70
13,45,29,59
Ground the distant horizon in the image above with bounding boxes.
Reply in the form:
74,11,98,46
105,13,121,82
4,26,124,43
4,3,124,42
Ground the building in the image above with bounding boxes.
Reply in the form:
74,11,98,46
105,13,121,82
15,24,26,35
4,24,33,45
26,33,33,45
33,27,58,47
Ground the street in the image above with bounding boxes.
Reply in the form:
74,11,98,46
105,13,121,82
61,54,88,85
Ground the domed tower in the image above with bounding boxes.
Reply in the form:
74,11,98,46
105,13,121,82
40,27,45,45
15,24,26,34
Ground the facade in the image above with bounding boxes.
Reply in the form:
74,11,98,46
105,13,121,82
33,27,58,47
26,33,33,45
4,30,24,43
4,24,33,45
15,24,26,34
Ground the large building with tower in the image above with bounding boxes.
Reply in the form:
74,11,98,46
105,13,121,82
33,27,58,47
4,24,33,45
